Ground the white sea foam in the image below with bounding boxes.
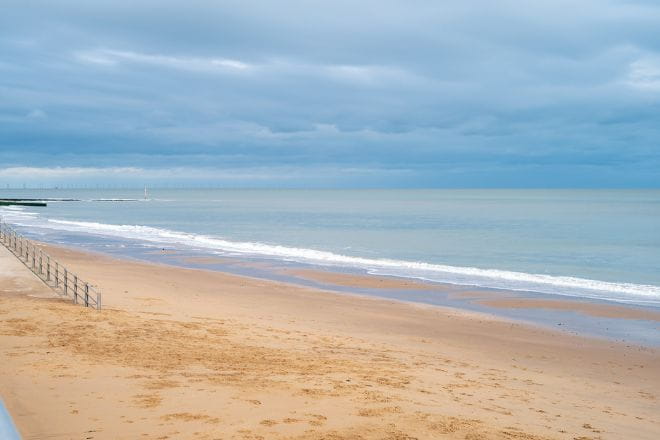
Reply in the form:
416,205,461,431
17,218,657,305
0,207,38,218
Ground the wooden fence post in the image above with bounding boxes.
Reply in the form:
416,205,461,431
64,269,68,296
84,283,89,307
55,262,59,287
73,275,78,304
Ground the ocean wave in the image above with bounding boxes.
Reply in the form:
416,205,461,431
0,207,39,218
34,218,660,305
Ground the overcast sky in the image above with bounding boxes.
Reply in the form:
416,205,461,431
1,0,659,187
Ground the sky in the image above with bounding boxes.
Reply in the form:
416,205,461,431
1,0,659,188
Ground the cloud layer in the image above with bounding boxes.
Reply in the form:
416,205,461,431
1,0,659,187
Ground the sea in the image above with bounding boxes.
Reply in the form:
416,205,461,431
1,189,659,309
3,188,660,343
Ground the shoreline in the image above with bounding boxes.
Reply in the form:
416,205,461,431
1,242,659,439
2,201,659,310
31,237,660,346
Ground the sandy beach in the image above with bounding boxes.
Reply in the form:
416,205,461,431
5,0,660,437
1,243,659,439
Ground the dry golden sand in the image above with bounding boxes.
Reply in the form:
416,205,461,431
1,244,659,439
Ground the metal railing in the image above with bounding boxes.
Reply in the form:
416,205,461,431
0,219,102,310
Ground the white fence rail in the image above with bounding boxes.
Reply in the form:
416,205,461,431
0,219,102,310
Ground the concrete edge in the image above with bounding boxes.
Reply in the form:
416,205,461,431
0,398,21,440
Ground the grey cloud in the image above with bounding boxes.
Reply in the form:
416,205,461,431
0,1,659,187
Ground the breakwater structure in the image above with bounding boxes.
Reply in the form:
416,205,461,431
0,219,102,310
0,199,47,207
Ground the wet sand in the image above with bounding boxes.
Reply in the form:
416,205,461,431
1,243,659,439
286,267,660,323
478,298,660,322
284,268,442,290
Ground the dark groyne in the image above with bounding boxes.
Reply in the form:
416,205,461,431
0,200,47,207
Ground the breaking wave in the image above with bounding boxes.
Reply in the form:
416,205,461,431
24,218,660,306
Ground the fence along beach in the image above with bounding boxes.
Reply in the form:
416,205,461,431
0,219,101,309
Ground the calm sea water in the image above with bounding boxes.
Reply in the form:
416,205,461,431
1,188,659,306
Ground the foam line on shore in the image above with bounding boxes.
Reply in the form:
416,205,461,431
4,217,652,306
